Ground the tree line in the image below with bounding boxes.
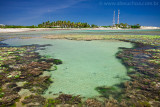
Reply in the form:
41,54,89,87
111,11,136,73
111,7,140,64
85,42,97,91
38,21,98,28
0,21,141,29
115,23,141,28
0,25,37,28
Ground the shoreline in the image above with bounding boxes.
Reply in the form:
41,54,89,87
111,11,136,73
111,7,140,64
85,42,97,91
0,27,160,33
43,35,160,46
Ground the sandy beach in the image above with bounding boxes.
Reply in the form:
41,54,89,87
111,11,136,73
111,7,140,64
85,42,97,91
0,28,115,33
0,27,160,33
0,28,53,33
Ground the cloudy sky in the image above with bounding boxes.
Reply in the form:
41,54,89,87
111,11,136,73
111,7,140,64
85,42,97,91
0,0,160,26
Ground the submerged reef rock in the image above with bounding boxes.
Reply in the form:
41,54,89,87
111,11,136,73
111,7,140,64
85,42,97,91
45,94,82,106
52,59,63,65
0,35,160,106
1,94,20,106
115,43,160,106
85,99,103,107
22,95,46,106
0,46,62,106
55,94,81,104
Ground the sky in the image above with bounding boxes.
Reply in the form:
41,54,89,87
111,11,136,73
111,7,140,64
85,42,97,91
0,0,160,26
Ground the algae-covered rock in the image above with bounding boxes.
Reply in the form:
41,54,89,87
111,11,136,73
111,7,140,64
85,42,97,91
22,95,45,105
53,59,63,65
1,94,20,106
86,99,102,107
0,46,61,106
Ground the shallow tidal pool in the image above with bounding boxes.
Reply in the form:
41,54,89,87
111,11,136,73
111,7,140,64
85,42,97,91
3,38,133,99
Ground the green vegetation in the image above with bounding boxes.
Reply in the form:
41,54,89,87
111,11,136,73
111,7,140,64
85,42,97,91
0,21,99,28
131,24,141,28
0,21,141,29
0,25,37,28
38,20,98,28
102,26,112,28
115,23,141,28
91,24,98,28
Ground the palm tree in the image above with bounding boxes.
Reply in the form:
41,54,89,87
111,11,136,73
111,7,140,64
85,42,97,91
38,20,97,28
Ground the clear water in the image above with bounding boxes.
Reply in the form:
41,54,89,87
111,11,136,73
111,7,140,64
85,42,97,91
0,29,160,37
2,38,133,98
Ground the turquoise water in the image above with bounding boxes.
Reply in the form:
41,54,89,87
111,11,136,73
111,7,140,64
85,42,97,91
0,29,160,37
2,38,133,98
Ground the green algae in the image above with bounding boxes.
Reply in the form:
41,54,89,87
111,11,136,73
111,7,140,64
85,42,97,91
1,31,160,106
0,46,54,106
3,38,133,99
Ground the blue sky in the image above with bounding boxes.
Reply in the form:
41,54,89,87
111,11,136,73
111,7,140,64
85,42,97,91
0,0,160,26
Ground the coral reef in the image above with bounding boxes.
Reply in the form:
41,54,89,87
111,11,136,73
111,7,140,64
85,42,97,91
0,34,160,106
0,46,62,106
112,42,160,106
